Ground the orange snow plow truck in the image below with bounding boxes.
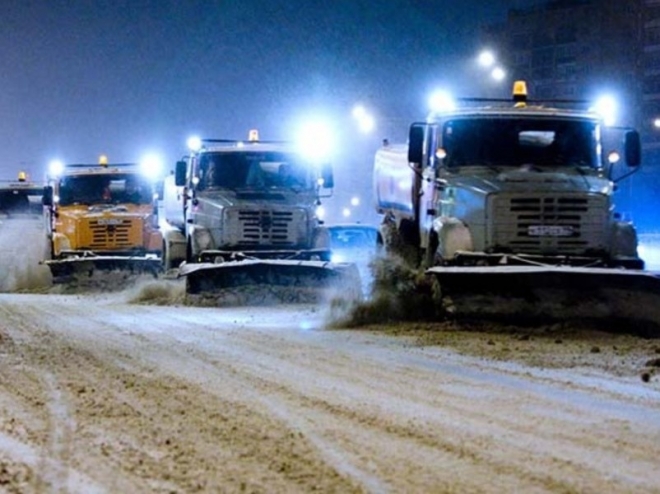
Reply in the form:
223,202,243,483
41,157,162,282
374,81,660,333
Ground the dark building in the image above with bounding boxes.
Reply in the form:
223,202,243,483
483,0,660,231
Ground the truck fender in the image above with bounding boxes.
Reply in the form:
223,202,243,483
433,216,473,261
162,228,186,270
188,225,214,258
312,226,331,250
611,221,639,259
51,232,71,258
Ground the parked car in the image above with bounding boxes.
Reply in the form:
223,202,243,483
327,223,382,263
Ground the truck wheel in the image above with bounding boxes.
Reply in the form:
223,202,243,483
423,231,440,268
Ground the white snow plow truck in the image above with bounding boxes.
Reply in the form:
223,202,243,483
161,131,361,304
374,80,660,332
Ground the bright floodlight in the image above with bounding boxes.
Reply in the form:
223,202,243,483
297,119,334,162
591,95,617,127
342,207,351,218
351,196,360,207
49,159,64,176
316,205,326,220
428,90,456,113
352,104,375,134
140,153,163,179
654,118,660,128
187,135,202,152
352,105,367,120
491,67,506,81
478,50,495,67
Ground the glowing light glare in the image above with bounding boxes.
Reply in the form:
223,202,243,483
297,119,334,161
608,151,621,164
352,105,367,120
316,205,326,220
428,90,456,113
342,208,351,218
187,136,202,152
350,196,360,207
352,105,375,133
491,67,506,81
49,160,64,176
357,114,375,133
478,50,495,67
654,118,660,128
591,95,617,126
140,154,163,179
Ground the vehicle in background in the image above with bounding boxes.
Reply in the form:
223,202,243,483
0,171,43,216
327,223,381,263
327,223,382,297
160,130,361,302
41,156,162,282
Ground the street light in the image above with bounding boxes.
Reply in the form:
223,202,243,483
352,104,375,134
491,67,506,82
478,50,495,68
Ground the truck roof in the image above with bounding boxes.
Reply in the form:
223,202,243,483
56,163,141,177
427,104,601,123
198,142,298,154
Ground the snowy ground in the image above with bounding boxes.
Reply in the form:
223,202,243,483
639,233,660,271
0,217,659,492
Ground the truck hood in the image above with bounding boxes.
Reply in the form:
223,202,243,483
196,189,317,209
445,168,613,195
58,204,153,220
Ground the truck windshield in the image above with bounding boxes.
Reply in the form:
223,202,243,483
197,151,314,190
441,118,599,169
58,174,154,206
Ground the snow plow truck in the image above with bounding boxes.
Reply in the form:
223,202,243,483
160,131,361,304
374,80,660,332
41,156,163,282
0,171,43,216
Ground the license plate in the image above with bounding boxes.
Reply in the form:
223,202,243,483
97,219,123,226
528,225,574,237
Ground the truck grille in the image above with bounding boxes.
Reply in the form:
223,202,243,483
226,209,304,247
489,193,608,255
85,218,140,250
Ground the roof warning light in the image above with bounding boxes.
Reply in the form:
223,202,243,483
513,80,528,105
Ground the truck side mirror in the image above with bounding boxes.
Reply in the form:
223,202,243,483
175,160,187,186
408,123,426,164
42,185,53,206
623,130,641,167
321,163,334,189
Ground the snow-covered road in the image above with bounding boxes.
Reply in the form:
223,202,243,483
0,290,659,493
1,217,660,493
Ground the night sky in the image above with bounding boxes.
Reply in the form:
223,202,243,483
0,0,540,185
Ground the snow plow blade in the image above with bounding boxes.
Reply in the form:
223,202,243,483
428,265,660,335
179,259,362,305
43,255,162,284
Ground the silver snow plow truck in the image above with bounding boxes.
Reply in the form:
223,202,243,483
374,80,660,333
161,131,361,305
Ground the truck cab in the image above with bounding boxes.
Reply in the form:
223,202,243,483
374,81,644,270
161,132,335,268
42,158,162,267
